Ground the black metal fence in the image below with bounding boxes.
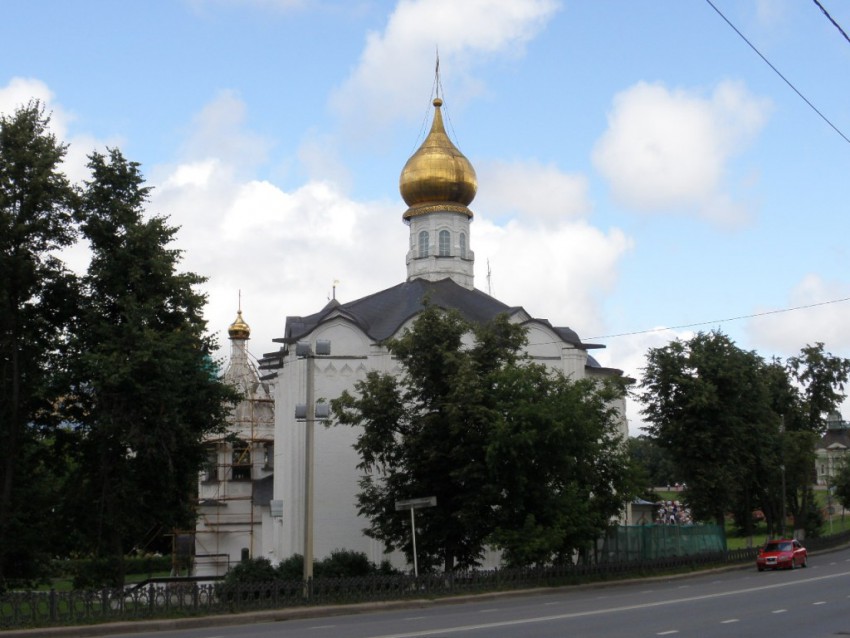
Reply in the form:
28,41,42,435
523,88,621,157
3,531,849,631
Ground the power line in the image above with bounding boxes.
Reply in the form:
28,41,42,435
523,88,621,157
704,0,850,145
587,296,850,341
812,0,850,46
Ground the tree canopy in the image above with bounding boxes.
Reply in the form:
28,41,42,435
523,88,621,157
0,102,235,586
0,101,77,584
60,149,235,584
640,331,850,538
332,304,636,571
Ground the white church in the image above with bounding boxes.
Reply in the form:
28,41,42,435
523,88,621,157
195,95,631,575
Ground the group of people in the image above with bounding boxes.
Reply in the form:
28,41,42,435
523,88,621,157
656,500,692,525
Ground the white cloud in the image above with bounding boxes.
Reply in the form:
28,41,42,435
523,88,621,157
475,160,590,224
178,90,272,175
466,157,630,340
746,274,850,354
330,0,559,134
592,80,771,226
154,167,408,358
149,93,409,356
474,215,632,338
151,89,637,373
297,131,352,190
0,77,118,184
0,77,63,128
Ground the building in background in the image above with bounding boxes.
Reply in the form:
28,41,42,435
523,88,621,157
816,411,850,487
259,95,630,571
194,309,276,576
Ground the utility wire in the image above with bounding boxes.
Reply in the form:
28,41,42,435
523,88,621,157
587,296,850,341
812,0,850,46
705,0,850,145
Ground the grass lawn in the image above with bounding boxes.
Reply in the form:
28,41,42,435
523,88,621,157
27,570,173,592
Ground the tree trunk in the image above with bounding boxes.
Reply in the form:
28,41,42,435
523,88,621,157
0,346,21,583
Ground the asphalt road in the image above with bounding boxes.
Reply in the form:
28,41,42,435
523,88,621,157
22,546,850,638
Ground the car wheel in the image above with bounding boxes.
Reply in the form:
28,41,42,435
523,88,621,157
757,566,764,572
801,557,807,568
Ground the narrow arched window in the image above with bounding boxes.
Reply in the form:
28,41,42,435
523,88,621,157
418,230,429,257
459,233,467,259
438,230,450,256
231,441,251,481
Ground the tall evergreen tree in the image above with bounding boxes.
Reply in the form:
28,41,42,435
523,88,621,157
66,149,234,584
0,101,77,584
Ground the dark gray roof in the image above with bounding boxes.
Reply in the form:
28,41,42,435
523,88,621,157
273,277,601,351
817,428,850,451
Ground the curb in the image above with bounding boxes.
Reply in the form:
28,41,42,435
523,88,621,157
5,545,847,638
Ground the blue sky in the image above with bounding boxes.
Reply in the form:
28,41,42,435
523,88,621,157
3,0,849,430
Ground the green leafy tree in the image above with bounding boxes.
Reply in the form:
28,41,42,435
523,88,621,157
787,343,850,434
333,304,636,571
64,149,235,585
783,343,850,537
754,358,801,536
832,458,850,513
486,365,636,566
0,101,78,584
627,435,678,490
640,331,777,528
333,306,519,572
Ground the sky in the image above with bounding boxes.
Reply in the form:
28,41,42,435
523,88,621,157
2,0,849,433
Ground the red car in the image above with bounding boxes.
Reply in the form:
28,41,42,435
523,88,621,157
756,538,807,571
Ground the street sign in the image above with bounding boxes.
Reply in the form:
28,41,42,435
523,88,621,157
395,496,437,510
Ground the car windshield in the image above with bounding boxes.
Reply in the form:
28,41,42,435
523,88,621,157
765,542,792,552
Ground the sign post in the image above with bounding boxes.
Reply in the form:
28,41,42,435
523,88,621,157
394,496,436,577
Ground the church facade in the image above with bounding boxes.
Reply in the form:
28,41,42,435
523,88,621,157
251,96,631,570
195,310,276,576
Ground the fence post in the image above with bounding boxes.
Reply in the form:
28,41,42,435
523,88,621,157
49,588,58,622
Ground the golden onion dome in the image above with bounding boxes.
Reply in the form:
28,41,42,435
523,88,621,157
228,310,250,340
400,97,477,221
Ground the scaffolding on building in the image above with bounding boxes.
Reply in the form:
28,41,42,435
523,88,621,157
193,309,276,576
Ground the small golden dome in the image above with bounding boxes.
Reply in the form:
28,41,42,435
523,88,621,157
228,310,250,340
400,97,477,220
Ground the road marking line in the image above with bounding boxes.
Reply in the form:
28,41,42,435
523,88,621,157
721,619,739,624
772,609,787,613
813,601,826,605
657,631,679,635
364,570,850,638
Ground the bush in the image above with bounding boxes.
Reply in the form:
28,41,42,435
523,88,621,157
276,554,303,580
223,557,279,585
219,551,400,593
315,549,375,578
217,557,279,603
71,557,125,589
